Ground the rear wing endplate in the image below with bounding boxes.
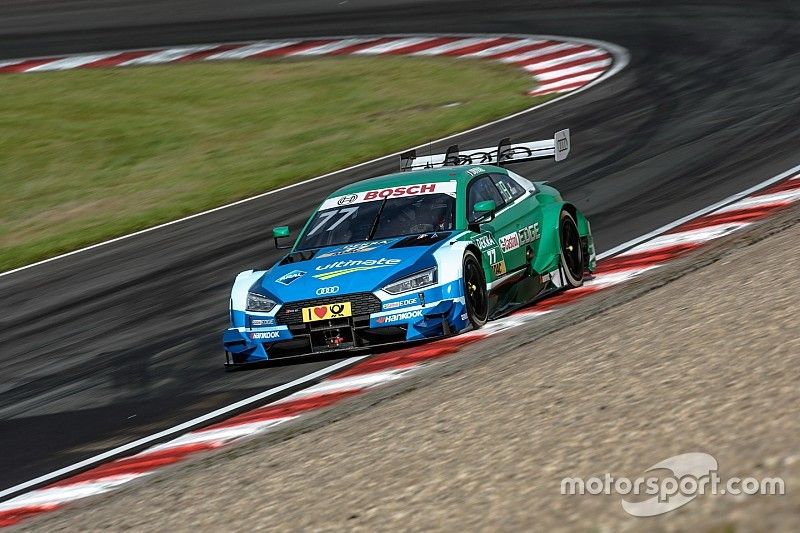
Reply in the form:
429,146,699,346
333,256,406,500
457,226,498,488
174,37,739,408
400,129,570,171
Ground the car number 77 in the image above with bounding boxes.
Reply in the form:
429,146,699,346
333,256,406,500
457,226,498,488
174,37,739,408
307,207,359,236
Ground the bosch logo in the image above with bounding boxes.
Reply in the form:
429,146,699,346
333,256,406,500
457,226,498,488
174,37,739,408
337,194,358,205
363,183,435,201
316,286,340,295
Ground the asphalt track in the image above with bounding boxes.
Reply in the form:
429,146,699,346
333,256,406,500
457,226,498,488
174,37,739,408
1,0,799,492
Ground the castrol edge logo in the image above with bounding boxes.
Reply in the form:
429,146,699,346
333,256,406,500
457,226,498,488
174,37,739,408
320,181,457,210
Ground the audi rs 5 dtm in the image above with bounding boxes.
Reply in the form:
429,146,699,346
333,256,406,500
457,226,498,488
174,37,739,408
223,130,594,367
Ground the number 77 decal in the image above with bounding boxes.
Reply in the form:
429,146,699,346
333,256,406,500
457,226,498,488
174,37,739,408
307,207,359,236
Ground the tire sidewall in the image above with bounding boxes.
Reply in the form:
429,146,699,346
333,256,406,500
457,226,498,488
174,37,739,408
463,250,488,328
559,211,584,288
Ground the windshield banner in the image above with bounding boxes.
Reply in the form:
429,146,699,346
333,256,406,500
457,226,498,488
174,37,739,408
320,180,457,210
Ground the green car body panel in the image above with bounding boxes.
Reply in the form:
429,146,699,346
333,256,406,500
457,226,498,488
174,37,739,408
296,164,595,296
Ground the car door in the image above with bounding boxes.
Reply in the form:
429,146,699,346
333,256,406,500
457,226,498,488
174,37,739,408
489,171,543,263
466,174,523,277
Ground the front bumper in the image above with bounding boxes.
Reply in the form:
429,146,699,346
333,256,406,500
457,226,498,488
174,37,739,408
223,290,467,366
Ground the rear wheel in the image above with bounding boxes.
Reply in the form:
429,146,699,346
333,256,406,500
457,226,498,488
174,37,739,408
463,250,488,328
559,210,584,288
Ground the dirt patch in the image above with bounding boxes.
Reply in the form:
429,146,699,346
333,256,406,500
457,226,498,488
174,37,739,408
24,207,800,532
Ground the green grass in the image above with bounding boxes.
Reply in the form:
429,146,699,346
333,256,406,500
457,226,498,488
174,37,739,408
0,56,545,272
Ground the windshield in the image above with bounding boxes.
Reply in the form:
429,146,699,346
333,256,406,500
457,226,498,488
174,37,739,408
296,193,455,250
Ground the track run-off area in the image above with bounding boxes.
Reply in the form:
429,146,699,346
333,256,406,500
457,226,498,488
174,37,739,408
1,0,799,527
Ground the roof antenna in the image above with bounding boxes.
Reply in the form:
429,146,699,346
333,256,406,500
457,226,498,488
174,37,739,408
427,139,433,169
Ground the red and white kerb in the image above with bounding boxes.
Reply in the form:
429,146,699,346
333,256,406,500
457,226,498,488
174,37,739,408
0,35,617,98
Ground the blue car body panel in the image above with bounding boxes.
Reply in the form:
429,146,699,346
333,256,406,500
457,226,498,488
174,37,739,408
223,232,470,365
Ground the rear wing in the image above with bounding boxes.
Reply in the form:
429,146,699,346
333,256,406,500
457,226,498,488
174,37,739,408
400,129,570,171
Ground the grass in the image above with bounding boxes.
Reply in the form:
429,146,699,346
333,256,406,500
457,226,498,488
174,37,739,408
0,56,546,272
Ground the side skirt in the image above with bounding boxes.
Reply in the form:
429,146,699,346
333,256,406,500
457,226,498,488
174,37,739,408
487,265,573,320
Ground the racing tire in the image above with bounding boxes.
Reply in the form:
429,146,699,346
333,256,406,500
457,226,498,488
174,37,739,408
463,250,489,328
559,210,584,288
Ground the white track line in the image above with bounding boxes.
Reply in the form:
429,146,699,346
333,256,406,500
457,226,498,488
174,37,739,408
145,419,295,452
0,476,146,511
0,356,365,501
598,162,800,259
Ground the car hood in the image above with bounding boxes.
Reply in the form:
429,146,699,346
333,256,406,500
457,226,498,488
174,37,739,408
253,233,452,301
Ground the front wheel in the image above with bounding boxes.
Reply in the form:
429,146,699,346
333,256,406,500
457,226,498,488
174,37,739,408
463,250,489,328
559,210,584,288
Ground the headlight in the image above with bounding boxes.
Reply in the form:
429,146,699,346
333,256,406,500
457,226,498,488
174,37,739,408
246,292,277,312
382,268,436,295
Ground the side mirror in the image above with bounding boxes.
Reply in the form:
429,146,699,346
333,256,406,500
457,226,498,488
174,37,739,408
474,200,497,222
272,226,291,249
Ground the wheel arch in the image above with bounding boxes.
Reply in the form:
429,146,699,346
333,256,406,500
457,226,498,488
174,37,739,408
464,242,487,277
561,202,578,223
464,241,498,288
532,202,567,275
461,245,489,327
564,203,596,271
433,238,472,292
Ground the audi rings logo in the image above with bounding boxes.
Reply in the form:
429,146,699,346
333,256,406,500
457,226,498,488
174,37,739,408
337,194,358,205
316,286,340,296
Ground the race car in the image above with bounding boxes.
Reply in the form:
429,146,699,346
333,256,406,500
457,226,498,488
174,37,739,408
223,130,595,367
